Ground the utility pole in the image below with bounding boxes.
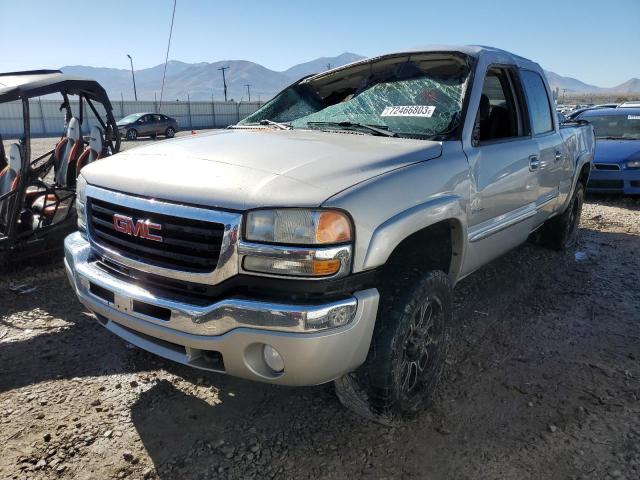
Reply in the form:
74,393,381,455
245,84,251,102
218,66,229,102
326,63,332,71
126,54,138,101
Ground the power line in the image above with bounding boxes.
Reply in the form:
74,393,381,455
218,66,229,102
159,0,177,111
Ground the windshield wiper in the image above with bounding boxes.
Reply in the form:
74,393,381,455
306,121,398,137
230,119,292,130
597,136,627,140
259,119,292,130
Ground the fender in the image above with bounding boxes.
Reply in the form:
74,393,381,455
362,194,467,283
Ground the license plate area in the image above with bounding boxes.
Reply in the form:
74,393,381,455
88,282,171,321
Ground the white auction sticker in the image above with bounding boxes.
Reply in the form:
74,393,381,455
381,105,435,117
628,115,640,120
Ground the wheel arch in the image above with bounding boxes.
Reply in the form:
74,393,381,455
577,160,591,187
560,151,592,212
362,195,466,284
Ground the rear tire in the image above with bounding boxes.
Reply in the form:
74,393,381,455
165,127,176,138
335,270,452,424
535,182,584,250
126,129,138,141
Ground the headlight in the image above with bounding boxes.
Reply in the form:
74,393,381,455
626,160,640,169
245,208,352,245
76,174,87,232
241,208,353,278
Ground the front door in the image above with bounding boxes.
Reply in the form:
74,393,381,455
138,115,154,136
461,66,540,275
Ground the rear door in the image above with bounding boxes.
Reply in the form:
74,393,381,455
152,114,165,136
461,65,540,274
520,69,565,224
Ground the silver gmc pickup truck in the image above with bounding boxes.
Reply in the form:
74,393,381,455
65,46,594,421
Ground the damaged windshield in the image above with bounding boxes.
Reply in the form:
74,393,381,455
239,54,471,140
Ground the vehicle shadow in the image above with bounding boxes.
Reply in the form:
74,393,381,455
0,279,152,393
130,374,386,479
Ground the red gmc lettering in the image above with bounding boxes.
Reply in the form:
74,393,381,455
112,214,163,242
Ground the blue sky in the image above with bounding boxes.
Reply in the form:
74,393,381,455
1,0,638,87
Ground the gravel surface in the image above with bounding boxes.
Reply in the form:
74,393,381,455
1,193,639,480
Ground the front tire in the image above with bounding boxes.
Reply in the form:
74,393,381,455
335,270,452,424
535,182,584,250
165,127,176,138
126,129,138,141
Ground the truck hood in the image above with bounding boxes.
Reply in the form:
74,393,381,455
81,128,442,210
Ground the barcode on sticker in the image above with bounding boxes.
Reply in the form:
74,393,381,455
381,105,435,117
628,115,640,120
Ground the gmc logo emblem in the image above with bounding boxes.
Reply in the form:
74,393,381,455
112,214,163,242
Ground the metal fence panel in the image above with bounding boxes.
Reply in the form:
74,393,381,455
0,101,24,137
0,99,264,138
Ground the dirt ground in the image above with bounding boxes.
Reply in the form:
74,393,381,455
1,185,639,479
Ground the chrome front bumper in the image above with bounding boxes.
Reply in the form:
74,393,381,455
64,232,379,386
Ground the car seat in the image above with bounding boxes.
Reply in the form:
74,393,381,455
76,126,104,173
54,117,82,186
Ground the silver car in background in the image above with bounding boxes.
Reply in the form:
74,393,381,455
117,112,178,141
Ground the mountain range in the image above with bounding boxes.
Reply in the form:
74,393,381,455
61,53,639,101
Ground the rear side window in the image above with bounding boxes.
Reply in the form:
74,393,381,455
521,70,554,135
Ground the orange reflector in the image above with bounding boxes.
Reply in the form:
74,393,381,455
312,259,341,275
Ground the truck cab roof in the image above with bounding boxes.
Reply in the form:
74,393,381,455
310,45,541,82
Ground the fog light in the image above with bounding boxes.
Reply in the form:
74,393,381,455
263,345,284,373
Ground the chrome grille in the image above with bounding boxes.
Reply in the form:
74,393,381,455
88,197,225,272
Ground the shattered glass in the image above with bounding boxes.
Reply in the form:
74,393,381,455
240,59,470,140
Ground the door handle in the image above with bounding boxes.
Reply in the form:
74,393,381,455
555,151,563,162
529,155,540,171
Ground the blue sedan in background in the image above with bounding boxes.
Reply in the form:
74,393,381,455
576,107,640,195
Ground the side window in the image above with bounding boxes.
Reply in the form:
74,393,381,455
153,115,163,122
521,70,554,135
475,67,526,144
